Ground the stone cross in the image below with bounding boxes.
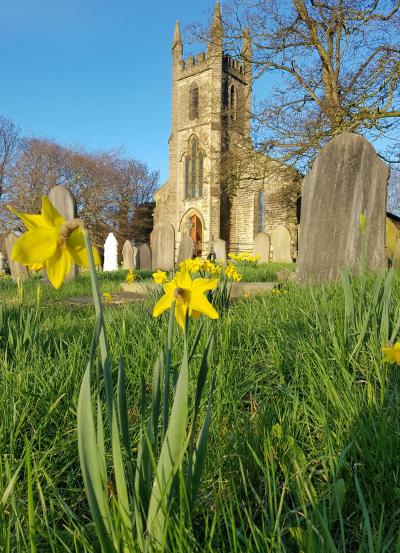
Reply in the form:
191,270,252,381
48,185,79,280
296,132,388,282
103,232,119,271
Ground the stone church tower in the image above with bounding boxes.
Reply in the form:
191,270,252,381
154,1,299,260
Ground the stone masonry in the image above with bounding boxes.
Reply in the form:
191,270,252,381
154,1,299,259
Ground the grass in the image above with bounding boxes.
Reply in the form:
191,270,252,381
1,266,400,551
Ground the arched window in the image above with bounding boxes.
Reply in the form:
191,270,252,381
184,156,190,199
229,84,237,121
256,190,266,233
184,136,204,200
189,83,199,120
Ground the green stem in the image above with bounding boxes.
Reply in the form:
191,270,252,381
83,230,113,427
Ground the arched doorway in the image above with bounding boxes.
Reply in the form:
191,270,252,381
189,214,203,257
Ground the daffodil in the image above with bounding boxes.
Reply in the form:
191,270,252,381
8,196,100,289
382,342,400,365
152,270,168,284
125,270,137,283
153,267,219,329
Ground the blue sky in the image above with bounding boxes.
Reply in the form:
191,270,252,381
0,0,215,184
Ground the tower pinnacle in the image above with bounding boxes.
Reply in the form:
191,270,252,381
172,20,182,51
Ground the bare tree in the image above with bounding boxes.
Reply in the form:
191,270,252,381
0,116,20,200
191,0,400,170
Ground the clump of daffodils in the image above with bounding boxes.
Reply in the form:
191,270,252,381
382,342,400,365
228,252,260,266
179,257,223,278
225,263,241,282
152,270,168,284
125,270,137,283
102,292,113,304
7,196,100,288
271,287,288,296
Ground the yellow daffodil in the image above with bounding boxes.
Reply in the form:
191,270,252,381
152,270,168,284
102,292,113,304
225,263,241,281
382,342,400,365
125,270,137,283
153,266,219,329
8,196,100,289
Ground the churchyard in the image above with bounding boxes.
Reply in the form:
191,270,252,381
0,131,400,553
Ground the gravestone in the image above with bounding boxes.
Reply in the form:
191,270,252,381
253,232,271,263
393,239,400,270
296,133,388,283
0,252,4,273
271,226,292,263
122,240,136,270
5,233,29,282
48,185,78,280
151,222,175,270
103,232,119,271
213,238,227,265
138,243,152,270
178,235,194,262
132,246,138,269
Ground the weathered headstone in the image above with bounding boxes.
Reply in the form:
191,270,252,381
0,252,4,273
122,240,136,270
178,235,194,262
296,133,388,283
393,239,400,270
5,233,29,282
48,185,79,280
151,222,175,270
271,225,292,263
138,243,152,270
253,232,271,263
103,232,119,271
213,238,227,265
132,246,138,269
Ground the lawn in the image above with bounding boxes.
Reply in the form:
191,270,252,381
1,266,399,551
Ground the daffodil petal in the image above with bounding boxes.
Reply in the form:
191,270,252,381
175,268,192,290
153,292,174,317
175,301,187,329
11,229,58,265
66,229,100,267
190,293,219,320
41,196,65,227
7,205,51,231
46,247,73,289
192,278,218,293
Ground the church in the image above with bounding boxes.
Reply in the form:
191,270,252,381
153,1,300,262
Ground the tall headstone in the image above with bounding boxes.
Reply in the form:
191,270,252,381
271,226,292,263
122,240,135,270
48,185,79,280
5,233,29,282
296,133,388,283
103,232,119,271
0,252,4,273
213,238,227,265
178,235,194,262
138,243,152,270
253,232,271,263
151,222,175,270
